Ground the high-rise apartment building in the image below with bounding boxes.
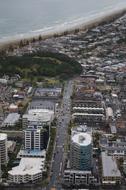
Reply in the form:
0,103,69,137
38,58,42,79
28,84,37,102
70,132,92,171
24,125,49,151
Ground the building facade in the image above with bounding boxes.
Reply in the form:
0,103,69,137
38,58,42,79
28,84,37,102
8,157,44,184
70,132,92,171
24,125,49,151
101,152,121,185
0,133,8,165
63,170,98,187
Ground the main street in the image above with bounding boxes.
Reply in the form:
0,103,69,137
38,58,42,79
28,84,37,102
46,80,74,190
2,80,73,190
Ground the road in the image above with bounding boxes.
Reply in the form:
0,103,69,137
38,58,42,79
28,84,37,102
46,80,73,190
2,80,73,190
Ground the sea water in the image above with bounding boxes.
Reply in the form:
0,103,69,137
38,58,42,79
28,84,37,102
0,0,126,43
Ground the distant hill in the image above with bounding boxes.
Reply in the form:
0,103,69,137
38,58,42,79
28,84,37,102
0,52,82,80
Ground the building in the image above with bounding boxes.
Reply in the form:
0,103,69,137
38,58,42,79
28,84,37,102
72,113,105,125
106,107,114,122
0,154,1,182
63,170,98,187
7,141,16,153
72,100,105,127
24,125,49,151
23,109,54,128
0,78,8,84
2,113,20,127
100,136,126,159
101,152,121,185
70,132,92,171
28,100,56,112
8,157,45,184
123,160,126,175
9,103,18,113
18,149,46,158
34,87,62,100
0,133,8,165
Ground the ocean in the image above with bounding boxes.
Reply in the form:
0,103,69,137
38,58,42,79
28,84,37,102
0,0,126,44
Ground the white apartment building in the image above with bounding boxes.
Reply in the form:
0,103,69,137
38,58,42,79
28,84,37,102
24,126,48,151
0,133,8,165
8,157,45,184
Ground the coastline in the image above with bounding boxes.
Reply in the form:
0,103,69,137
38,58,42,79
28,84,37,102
0,7,126,52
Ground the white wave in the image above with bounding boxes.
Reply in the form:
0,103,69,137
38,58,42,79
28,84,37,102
0,1,126,44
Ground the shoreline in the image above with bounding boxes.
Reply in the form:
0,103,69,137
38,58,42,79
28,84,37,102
0,7,126,52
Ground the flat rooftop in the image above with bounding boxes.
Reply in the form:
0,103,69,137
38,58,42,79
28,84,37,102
3,113,20,125
23,109,54,122
34,87,61,97
8,157,44,176
101,152,121,177
29,100,55,110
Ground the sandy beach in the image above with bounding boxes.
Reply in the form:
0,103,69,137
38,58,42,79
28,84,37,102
0,6,126,52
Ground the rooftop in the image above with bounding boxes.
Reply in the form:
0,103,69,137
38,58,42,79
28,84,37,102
29,100,55,110
8,157,44,176
101,152,121,177
72,132,92,146
0,133,7,141
2,113,20,125
23,109,54,123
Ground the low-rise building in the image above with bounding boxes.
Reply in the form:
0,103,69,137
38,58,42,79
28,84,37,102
72,100,106,127
23,109,54,128
101,152,121,185
63,170,98,187
34,87,62,100
8,157,45,184
28,100,56,112
18,149,46,158
2,113,20,127
100,136,126,159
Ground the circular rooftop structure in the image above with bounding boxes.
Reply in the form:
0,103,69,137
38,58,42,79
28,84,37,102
72,132,92,146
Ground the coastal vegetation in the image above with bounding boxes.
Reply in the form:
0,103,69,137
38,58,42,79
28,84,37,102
0,52,82,81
